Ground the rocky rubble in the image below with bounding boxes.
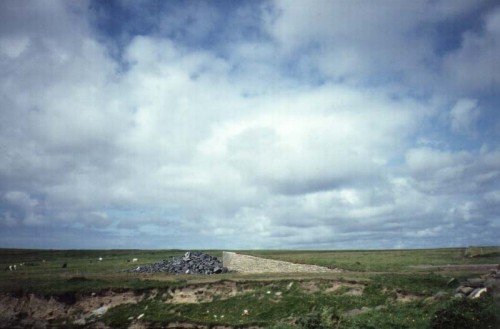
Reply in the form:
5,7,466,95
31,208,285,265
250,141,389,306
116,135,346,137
126,251,229,274
452,267,500,299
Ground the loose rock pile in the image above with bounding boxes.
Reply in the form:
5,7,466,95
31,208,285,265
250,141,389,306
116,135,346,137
453,267,500,299
126,251,229,275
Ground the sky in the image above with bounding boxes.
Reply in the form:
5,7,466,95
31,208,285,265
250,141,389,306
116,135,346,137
0,0,499,250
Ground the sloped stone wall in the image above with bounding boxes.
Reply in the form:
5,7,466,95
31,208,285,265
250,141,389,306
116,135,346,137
222,251,342,273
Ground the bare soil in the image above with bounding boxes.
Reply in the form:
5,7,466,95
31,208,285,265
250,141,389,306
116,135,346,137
0,278,373,328
0,291,142,329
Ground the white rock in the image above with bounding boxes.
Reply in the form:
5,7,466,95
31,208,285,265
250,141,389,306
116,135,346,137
469,287,487,299
92,305,109,317
137,313,144,320
73,318,86,325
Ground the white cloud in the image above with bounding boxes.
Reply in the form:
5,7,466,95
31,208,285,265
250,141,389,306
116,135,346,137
406,147,500,195
0,0,499,249
450,98,480,134
444,7,500,92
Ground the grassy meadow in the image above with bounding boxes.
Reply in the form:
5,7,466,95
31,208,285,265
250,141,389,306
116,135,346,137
1,247,499,329
242,247,500,272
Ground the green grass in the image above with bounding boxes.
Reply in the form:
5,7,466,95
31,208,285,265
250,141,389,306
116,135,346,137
241,247,500,272
99,273,483,328
1,247,498,329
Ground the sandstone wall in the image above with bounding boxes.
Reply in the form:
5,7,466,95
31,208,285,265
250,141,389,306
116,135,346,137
222,251,342,273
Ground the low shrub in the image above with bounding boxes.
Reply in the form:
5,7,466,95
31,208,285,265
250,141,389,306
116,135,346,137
429,296,499,329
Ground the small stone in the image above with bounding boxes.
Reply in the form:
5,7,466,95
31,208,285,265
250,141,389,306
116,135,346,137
137,313,144,320
73,318,86,325
469,287,487,299
454,293,465,299
275,291,282,296
92,305,109,317
456,286,474,295
433,291,449,301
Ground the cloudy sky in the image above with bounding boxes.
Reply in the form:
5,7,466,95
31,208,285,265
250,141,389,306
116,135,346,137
1,0,499,250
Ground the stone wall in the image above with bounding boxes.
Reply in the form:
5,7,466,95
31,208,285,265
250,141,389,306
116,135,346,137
222,251,342,273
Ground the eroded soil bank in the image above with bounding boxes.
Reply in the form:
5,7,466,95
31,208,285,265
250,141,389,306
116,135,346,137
1,272,498,329
0,279,369,329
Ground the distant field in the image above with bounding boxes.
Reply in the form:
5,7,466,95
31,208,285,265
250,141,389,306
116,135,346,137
242,246,500,272
0,247,499,329
1,247,499,293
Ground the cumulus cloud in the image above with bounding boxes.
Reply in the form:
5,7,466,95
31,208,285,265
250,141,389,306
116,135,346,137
0,0,499,249
444,6,500,93
449,98,481,134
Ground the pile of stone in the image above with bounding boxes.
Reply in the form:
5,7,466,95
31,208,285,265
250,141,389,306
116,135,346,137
453,267,500,299
126,251,229,275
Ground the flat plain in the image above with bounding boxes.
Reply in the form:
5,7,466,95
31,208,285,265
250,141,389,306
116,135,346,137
1,247,499,328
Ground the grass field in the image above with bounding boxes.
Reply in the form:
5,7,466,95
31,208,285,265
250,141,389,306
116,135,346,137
0,247,499,329
242,247,500,272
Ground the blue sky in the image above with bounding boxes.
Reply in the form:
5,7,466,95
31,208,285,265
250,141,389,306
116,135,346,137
0,0,499,250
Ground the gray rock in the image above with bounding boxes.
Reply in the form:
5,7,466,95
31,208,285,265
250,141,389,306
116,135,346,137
73,318,86,326
433,291,449,301
125,251,228,275
456,286,474,295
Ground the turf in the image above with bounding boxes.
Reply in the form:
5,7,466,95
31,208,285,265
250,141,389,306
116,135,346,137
0,247,498,328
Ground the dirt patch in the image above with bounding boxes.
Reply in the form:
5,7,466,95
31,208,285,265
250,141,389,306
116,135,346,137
0,293,68,323
395,292,421,303
0,290,143,329
300,281,321,293
324,282,365,296
299,280,365,296
168,281,255,304
73,291,143,319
